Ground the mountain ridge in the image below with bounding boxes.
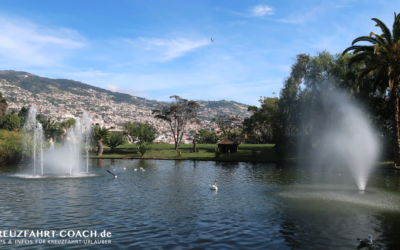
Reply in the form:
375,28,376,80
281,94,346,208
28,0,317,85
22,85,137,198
0,70,251,111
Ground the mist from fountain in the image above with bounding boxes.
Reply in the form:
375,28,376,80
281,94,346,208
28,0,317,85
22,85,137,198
19,106,95,177
23,106,44,174
301,91,380,191
81,112,92,173
50,140,55,151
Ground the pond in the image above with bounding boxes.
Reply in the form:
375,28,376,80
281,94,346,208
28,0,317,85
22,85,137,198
0,159,399,249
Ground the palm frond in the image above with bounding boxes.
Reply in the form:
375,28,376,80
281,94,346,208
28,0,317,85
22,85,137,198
343,45,373,55
393,13,400,40
348,53,372,67
372,18,393,43
352,36,378,45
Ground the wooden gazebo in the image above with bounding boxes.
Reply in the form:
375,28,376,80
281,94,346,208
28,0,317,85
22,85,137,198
217,138,240,153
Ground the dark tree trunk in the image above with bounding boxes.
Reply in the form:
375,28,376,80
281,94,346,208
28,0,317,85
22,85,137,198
175,141,179,150
193,138,196,152
391,83,400,167
97,140,103,156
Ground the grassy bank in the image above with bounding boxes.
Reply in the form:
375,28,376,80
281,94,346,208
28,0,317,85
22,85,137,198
90,144,285,163
92,144,399,168
103,143,275,150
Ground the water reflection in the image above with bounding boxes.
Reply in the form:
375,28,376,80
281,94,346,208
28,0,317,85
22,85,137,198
0,160,399,249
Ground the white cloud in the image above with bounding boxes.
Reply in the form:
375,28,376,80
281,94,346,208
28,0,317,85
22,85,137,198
106,84,120,92
249,5,274,17
123,37,210,62
0,16,85,67
106,84,155,99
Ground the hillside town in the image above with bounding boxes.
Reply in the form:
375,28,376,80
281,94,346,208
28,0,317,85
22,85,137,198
0,78,250,144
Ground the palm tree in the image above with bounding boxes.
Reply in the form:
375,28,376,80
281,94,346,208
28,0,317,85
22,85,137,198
60,118,76,142
104,131,126,152
93,126,110,156
343,13,400,167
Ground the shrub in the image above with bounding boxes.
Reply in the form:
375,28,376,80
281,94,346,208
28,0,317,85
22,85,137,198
0,114,20,131
137,143,148,157
0,130,23,165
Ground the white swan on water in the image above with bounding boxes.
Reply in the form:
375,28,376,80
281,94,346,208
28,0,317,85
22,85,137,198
209,180,218,190
357,234,373,245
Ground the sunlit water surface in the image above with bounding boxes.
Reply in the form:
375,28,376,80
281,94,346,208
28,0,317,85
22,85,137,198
1,159,400,249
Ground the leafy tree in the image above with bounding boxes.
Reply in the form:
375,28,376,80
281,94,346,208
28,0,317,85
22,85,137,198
0,114,20,131
0,91,8,122
279,53,309,138
212,112,242,140
152,95,200,150
39,118,61,141
343,13,400,166
195,129,221,144
243,97,280,143
123,122,158,145
17,106,29,128
92,126,110,156
0,130,22,165
104,131,126,152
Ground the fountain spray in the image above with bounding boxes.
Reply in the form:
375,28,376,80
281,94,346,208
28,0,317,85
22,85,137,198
301,91,380,191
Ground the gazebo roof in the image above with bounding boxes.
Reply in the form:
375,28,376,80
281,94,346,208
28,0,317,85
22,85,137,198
217,138,240,145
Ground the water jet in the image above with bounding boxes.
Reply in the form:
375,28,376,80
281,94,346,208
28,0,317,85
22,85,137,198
19,106,94,177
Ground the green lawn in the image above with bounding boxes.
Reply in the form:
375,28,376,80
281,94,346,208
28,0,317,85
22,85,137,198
104,143,275,150
90,145,280,163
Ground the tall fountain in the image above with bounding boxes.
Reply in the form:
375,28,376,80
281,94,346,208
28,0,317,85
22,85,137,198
23,106,44,175
301,91,380,191
20,106,94,177
81,112,92,173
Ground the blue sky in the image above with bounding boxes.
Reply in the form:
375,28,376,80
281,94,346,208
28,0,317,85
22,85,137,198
0,0,398,105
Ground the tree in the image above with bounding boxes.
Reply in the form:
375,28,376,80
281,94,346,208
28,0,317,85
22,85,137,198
212,112,242,140
92,126,110,156
39,118,61,141
61,118,76,130
0,92,8,122
243,97,280,143
104,131,126,152
123,122,158,145
0,114,20,131
343,13,400,166
60,118,76,141
279,53,310,138
195,129,221,144
17,106,29,128
152,95,200,150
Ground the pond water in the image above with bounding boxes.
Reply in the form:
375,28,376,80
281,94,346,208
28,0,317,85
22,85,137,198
0,159,400,249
